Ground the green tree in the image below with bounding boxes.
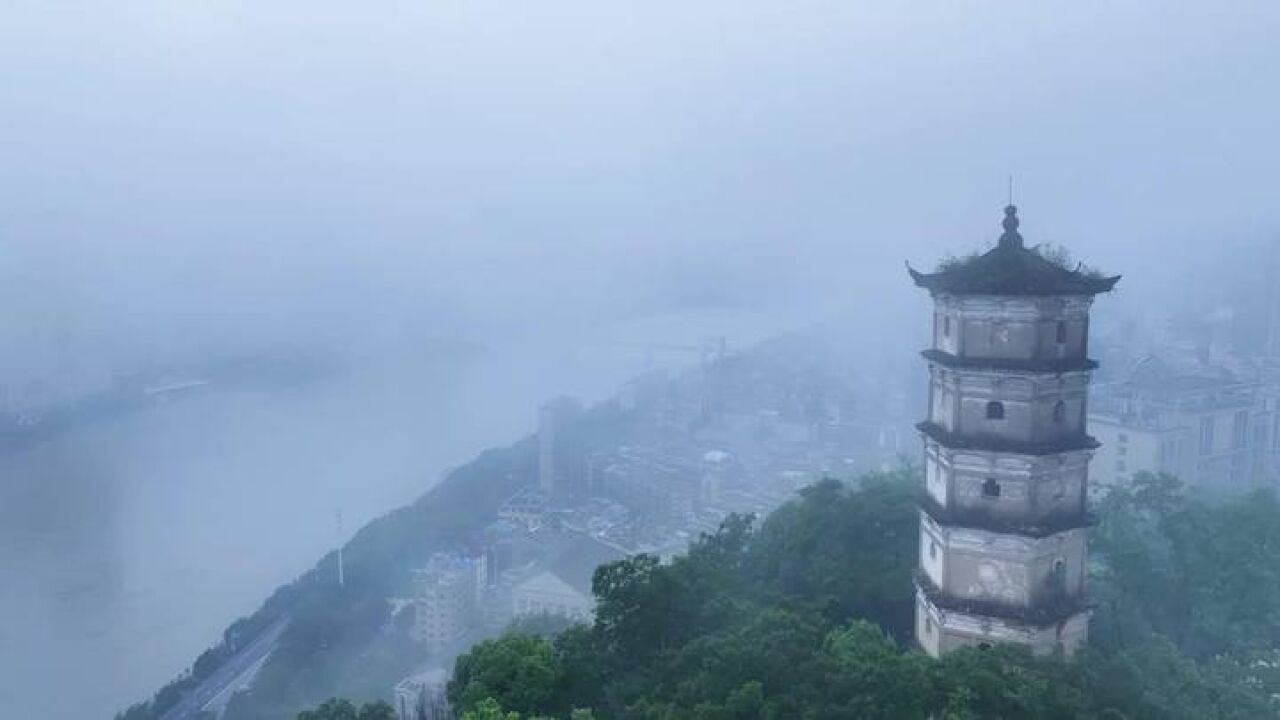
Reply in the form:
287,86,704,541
460,698,520,720
553,624,606,713
929,645,1085,720
591,554,675,664
449,634,565,717
823,621,931,719
445,469,1279,719
458,697,597,720
746,472,918,638
296,698,396,720
1092,472,1280,658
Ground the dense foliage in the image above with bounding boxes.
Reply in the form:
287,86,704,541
456,697,597,720
1091,472,1280,659
296,698,396,720
448,471,1280,719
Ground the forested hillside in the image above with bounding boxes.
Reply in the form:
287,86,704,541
443,471,1280,719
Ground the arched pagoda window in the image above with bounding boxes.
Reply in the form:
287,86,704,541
982,478,1001,498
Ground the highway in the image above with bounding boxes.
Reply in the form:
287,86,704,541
160,615,290,720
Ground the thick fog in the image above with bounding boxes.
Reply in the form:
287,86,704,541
4,1,1279,362
2,2,1279,718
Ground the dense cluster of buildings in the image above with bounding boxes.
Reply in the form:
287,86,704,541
391,327,916,717
570,341,910,536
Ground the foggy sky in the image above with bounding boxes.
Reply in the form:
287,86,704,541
3,6,1280,716
2,1,1279,369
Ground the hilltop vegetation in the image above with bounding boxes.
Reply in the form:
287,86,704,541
445,471,1280,719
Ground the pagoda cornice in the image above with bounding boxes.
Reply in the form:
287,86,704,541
921,349,1098,374
916,421,1100,456
916,573,1089,629
918,493,1095,539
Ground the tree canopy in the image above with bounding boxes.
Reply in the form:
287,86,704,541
448,470,1280,719
296,698,396,720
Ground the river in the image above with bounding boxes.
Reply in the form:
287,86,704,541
0,309,804,719
0,344,617,719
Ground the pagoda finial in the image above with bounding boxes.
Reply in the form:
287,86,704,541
999,204,1023,249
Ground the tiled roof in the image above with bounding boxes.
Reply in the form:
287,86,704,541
909,206,1120,297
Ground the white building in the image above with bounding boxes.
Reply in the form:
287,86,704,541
409,553,485,653
1089,356,1277,495
394,668,449,720
511,534,623,623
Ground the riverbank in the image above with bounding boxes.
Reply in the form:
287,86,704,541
1,342,561,720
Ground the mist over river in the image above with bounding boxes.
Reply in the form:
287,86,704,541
0,344,608,719
0,310,804,720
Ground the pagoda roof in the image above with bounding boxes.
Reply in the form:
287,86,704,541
908,206,1120,297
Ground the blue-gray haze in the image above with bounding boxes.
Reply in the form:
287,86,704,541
0,2,1278,717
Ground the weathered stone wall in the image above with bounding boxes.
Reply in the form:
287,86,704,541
929,367,1090,442
917,285,1100,658
921,515,1086,607
917,590,1090,656
924,442,1090,522
933,295,1093,362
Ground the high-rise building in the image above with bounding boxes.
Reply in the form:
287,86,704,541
908,205,1119,656
538,396,583,498
409,553,485,654
1266,239,1280,359
538,401,559,495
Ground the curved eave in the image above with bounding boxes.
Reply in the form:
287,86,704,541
916,421,1100,456
922,349,1098,374
916,574,1090,629
906,264,1122,297
918,493,1095,538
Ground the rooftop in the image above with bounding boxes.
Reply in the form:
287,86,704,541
908,206,1120,297
518,531,626,596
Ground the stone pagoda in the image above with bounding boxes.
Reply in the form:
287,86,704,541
907,205,1119,656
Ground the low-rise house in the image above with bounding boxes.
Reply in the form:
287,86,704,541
511,534,624,623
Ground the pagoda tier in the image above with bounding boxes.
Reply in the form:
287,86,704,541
915,587,1090,657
